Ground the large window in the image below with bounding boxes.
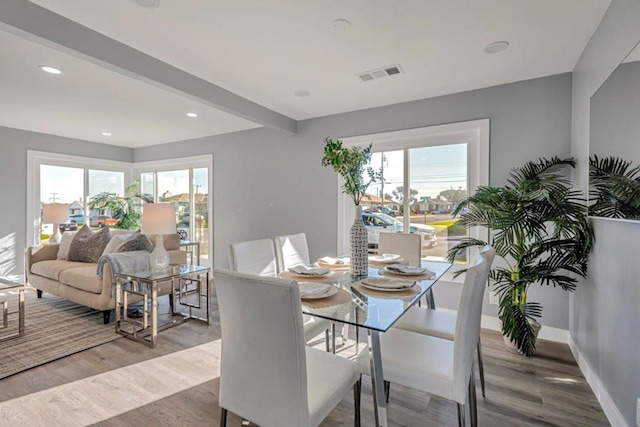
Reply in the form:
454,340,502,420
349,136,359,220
338,119,489,273
135,156,212,266
28,152,212,267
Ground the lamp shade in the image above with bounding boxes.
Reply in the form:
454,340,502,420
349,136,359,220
141,203,176,235
42,203,69,224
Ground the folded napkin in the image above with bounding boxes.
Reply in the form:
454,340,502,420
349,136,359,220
369,253,401,262
298,283,332,298
361,278,415,290
288,265,331,276
386,264,427,274
318,256,349,265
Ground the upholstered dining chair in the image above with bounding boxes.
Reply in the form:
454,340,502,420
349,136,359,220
392,245,495,397
215,268,362,427
378,232,436,308
359,248,493,427
228,238,331,347
274,232,311,272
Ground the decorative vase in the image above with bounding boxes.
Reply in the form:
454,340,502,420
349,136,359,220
350,205,368,278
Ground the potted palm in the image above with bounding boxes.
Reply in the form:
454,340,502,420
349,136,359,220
322,137,381,277
447,157,593,356
589,155,640,219
88,181,153,230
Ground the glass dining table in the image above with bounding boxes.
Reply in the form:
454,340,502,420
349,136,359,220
295,260,452,427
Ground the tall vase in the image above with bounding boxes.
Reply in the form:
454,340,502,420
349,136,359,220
350,205,368,278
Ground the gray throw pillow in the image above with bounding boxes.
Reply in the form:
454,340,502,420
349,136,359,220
68,225,111,263
117,232,153,253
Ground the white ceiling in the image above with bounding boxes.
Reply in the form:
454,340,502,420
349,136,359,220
3,0,612,147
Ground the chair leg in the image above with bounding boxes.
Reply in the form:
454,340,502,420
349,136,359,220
219,407,228,427
37,289,43,298
325,328,330,352
354,326,360,357
102,310,111,324
384,380,391,403
457,403,466,427
331,322,336,354
426,288,436,309
469,368,478,427
353,376,362,427
476,338,486,397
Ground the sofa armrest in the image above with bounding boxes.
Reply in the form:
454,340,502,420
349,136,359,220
26,244,59,270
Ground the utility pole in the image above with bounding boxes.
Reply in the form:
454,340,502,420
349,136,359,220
49,192,59,203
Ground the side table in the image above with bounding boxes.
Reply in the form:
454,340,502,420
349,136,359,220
180,240,201,265
0,277,25,342
114,265,210,348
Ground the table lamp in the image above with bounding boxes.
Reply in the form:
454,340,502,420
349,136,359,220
141,203,176,270
43,203,69,244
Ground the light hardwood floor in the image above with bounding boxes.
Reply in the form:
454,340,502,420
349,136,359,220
0,295,609,427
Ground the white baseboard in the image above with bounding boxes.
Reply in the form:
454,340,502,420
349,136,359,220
568,335,628,427
480,315,569,343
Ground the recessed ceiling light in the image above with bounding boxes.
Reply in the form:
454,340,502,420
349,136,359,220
483,41,509,54
186,112,199,118
101,132,112,136
331,19,351,29
39,65,62,74
131,0,159,7
294,90,311,97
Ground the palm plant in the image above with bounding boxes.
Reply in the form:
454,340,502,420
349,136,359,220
321,138,381,205
447,157,593,356
88,181,152,229
589,155,640,219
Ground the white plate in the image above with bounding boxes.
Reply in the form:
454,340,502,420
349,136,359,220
299,283,338,299
360,278,416,292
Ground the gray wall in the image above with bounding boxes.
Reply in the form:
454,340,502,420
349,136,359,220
0,126,132,278
590,60,640,165
571,0,640,425
136,72,574,329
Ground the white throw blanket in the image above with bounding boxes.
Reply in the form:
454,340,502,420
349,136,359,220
97,251,151,297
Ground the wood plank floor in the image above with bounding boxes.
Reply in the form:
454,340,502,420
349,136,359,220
0,294,609,427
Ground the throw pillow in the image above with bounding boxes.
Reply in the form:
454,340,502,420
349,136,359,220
117,232,153,253
102,233,134,255
56,230,78,260
68,225,111,263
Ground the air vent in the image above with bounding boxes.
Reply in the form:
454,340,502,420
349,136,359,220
357,64,403,82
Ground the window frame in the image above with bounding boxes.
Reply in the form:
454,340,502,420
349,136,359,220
337,119,490,281
27,150,132,246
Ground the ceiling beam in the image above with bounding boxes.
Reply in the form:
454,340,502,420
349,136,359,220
0,0,298,134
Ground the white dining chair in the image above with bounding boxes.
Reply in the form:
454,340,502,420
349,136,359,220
358,248,493,427
392,246,495,397
215,268,362,427
274,232,311,272
378,233,436,308
228,238,331,348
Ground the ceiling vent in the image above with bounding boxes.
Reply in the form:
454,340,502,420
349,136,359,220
357,65,403,82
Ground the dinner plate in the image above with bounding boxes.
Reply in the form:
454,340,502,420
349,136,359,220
359,278,416,292
315,257,350,269
298,283,338,300
281,271,333,281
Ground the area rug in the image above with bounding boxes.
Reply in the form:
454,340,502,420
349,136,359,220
0,288,121,380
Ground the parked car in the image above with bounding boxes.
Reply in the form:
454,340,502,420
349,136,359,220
380,206,399,216
89,214,119,228
69,213,85,223
59,221,78,232
362,212,437,249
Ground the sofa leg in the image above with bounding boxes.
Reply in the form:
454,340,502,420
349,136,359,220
103,310,111,324
37,289,43,298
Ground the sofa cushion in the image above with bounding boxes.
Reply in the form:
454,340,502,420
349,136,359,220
68,225,111,263
31,260,89,281
56,231,78,260
59,266,103,294
146,233,180,250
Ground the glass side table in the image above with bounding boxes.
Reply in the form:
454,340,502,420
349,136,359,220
0,277,25,342
113,265,210,348
180,240,200,265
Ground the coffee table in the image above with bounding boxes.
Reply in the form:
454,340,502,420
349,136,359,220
114,265,210,348
0,277,25,342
